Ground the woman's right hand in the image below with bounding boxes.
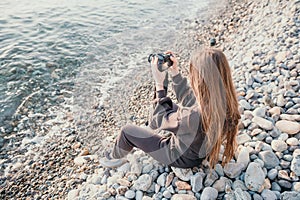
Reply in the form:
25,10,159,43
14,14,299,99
165,50,179,77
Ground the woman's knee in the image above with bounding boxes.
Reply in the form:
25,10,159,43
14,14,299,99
120,124,135,136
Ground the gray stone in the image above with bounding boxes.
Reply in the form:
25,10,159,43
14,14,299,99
275,120,300,135
240,99,252,110
215,164,224,176
278,180,292,189
190,172,204,193
258,150,280,169
278,133,289,141
163,190,172,199
133,174,152,191
125,190,136,199
281,191,300,200
212,177,231,192
204,170,218,187
261,189,277,200
291,155,300,176
267,168,278,180
252,116,273,131
142,163,153,174
271,140,288,152
244,162,265,192
91,174,101,185
271,182,281,192
237,147,250,170
171,194,196,200
253,107,266,118
223,163,244,178
157,172,167,187
234,188,251,200
237,133,251,145
200,187,218,200
131,161,143,176
135,190,143,200
253,193,263,200
171,167,193,181
293,182,300,192
232,180,248,191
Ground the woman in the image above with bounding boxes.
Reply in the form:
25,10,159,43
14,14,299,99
101,48,240,169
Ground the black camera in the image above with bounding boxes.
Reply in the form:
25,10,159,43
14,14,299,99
148,53,173,72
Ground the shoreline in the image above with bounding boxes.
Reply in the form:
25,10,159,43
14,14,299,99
1,0,300,199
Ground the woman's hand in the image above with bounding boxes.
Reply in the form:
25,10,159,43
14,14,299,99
151,56,166,90
165,50,179,77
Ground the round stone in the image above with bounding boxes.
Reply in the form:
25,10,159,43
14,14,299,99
286,138,299,146
271,140,288,152
124,190,136,199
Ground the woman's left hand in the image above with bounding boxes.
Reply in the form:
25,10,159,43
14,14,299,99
151,56,166,90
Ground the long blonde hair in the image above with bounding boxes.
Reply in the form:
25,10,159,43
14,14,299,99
189,48,240,168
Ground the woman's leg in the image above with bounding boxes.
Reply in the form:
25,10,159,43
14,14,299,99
112,124,174,165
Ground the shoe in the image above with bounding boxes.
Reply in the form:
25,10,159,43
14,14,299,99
99,150,127,168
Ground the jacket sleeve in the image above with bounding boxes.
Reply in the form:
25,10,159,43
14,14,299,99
172,73,196,107
149,93,179,130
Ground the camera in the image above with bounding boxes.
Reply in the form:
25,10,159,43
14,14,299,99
148,53,173,72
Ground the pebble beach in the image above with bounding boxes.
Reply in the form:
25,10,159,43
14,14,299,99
1,0,300,199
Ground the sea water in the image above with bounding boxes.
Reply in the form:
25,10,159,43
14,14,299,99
0,0,222,136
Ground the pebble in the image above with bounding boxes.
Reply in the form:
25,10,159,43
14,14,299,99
275,120,300,135
200,187,218,200
237,133,251,144
171,194,196,200
190,172,204,193
252,107,266,118
281,191,300,200
271,182,281,192
223,163,244,178
135,190,143,200
239,99,252,110
175,181,191,190
171,167,193,181
292,182,300,192
261,189,277,200
204,170,218,187
253,193,263,200
252,116,273,131
258,150,280,169
157,172,167,187
133,174,152,191
68,189,79,200
286,137,299,146
278,180,292,189
163,190,172,199
267,169,278,180
234,188,251,200
271,140,288,152
232,180,247,191
124,190,136,199
291,155,300,176
244,163,265,192
74,156,87,166
237,147,250,170
269,106,281,115
212,177,231,192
